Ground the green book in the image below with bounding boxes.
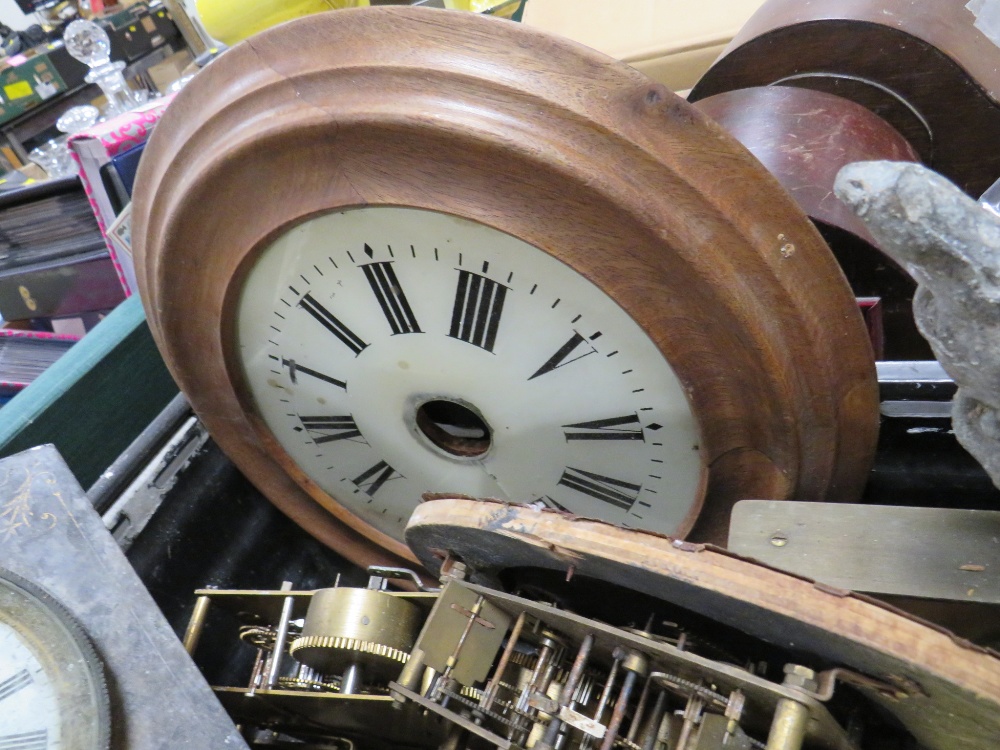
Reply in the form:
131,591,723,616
0,296,178,488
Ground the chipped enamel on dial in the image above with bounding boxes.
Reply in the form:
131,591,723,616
237,207,703,545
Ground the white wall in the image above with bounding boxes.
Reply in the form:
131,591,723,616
0,0,34,31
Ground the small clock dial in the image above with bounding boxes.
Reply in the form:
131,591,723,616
238,207,704,544
0,569,109,750
0,624,60,748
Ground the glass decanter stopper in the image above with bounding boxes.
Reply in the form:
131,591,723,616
64,19,144,117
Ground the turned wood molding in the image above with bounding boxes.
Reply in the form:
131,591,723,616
132,7,877,568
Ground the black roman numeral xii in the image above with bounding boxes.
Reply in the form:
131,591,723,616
449,269,508,352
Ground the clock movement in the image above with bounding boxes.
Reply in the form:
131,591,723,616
185,499,1000,750
132,6,878,569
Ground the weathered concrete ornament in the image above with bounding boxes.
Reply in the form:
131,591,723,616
835,161,1000,489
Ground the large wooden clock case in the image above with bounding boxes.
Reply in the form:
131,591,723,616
131,7,877,568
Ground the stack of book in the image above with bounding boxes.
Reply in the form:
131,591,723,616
0,176,124,400
0,329,80,406
0,175,126,324
0,96,175,403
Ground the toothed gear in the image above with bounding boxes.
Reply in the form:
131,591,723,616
291,587,422,680
290,635,411,666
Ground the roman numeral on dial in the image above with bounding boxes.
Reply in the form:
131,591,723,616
0,730,47,750
529,332,597,380
352,460,403,496
281,358,346,389
300,415,365,444
563,414,644,441
0,670,31,702
299,293,368,355
361,259,422,334
449,269,508,352
558,467,641,511
534,495,569,512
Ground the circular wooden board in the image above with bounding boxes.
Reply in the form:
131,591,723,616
688,0,1000,196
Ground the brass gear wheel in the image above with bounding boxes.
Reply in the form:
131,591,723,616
289,635,410,671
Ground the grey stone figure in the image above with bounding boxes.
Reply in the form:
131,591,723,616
835,161,1000,489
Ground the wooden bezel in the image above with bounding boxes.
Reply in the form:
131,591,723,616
132,7,878,569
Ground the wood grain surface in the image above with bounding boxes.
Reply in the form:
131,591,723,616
688,0,1000,196
131,7,877,569
406,497,1000,750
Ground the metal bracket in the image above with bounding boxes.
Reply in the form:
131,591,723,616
729,500,1000,603
101,415,210,551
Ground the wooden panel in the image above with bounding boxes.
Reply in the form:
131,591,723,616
694,86,919,245
689,0,1000,196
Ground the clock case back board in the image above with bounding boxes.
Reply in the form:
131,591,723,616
131,7,878,569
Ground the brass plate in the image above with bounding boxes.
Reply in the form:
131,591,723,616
729,501,1000,603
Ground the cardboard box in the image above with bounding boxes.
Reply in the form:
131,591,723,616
68,94,175,295
522,0,767,92
145,48,194,93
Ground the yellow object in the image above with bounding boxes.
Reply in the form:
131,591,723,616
444,0,523,17
196,0,369,46
3,81,33,100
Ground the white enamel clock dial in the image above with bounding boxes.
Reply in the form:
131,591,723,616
0,622,61,748
237,207,703,544
0,569,108,750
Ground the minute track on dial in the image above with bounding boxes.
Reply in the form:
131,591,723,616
238,207,698,543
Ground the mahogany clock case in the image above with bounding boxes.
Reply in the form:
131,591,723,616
692,85,931,360
688,0,1000,362
132,7,878,569
689,0,1000,198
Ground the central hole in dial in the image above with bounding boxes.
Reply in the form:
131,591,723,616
416,399,492,458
